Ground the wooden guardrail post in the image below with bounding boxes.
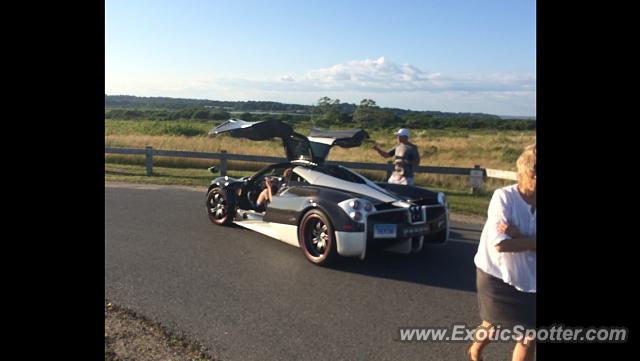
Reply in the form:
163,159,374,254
220,150,228,177
145,146,153,176
469,164,484,195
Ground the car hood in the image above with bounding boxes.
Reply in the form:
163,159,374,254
292,166,409,205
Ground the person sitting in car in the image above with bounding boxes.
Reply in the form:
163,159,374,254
387,159,408,185
255,168,292,212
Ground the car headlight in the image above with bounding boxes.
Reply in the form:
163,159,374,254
349,199,361,210
339,198,376,223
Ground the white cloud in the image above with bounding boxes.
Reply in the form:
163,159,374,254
280,75,295,82
106,57,536,116
257,57,533,94
211,57,535,96
298,57,433,91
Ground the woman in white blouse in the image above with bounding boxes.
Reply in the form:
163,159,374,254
467,144,536,361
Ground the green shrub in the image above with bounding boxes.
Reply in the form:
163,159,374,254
158,123,208,136
501,147,521,164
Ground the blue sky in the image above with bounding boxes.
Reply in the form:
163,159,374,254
106,0,536,116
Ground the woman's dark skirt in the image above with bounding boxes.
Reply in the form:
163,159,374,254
476,267,536,329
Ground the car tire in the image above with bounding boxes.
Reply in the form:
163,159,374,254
205,187,236,226
299,209,338,266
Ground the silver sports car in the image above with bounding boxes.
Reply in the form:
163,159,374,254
205,119,449,266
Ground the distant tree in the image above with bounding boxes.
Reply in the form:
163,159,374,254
239,112,254,121
124,110,144,119
352,99,378,128
376,109,401,128
313,97,342,127
210,110,231,120
352,99,400,128
192,109,211,120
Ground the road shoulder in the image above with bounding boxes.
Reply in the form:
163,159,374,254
105,300,214,361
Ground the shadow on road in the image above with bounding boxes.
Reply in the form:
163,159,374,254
330,241,479,293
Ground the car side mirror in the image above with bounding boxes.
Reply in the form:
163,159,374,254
208,166,218,174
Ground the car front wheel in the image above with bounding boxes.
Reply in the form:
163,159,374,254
299,209,338,266
206,187,236,225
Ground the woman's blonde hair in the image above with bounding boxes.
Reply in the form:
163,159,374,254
517,144,536,184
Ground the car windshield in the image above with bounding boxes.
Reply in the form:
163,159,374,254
286,135,314,161
308,142,331,161
314,164,367,184
253,164,292,180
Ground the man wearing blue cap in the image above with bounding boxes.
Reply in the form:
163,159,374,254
372,128,421,185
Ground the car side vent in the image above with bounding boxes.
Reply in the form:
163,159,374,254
375,203,399,211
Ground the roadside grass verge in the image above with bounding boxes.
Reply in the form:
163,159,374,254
105,299,215,361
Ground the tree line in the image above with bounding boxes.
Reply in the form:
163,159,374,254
105,95,535,131
298,97,533,130
106,95,309,112
105,108,231,121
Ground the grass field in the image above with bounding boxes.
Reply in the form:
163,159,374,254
105,119,536,216
105,120,535,170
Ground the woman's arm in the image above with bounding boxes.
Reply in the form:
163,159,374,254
495,237,536,252
265,178,273,202
495,223,536,252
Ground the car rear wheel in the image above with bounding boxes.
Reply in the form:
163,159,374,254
206,187,236,225
299,210,338,266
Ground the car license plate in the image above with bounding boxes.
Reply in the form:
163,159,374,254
373,224,397,238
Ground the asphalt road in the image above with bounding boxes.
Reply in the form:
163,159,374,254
105,183,513,361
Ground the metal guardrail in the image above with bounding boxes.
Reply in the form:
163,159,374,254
105,146,518,192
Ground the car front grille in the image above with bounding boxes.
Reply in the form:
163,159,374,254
367,210,408,224
367,205,446,225
365,205,448,247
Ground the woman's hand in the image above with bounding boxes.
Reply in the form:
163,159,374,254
498,222,523,238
